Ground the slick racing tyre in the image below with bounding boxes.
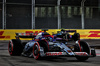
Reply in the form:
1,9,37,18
39,40,49,53
33,42,41,60
75,41,90,61
8,39,23,56
33,40,49,60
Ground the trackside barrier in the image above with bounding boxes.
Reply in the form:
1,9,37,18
0,29,100,40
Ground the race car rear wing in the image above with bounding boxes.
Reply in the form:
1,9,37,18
15,29,48,39
15,33,37,39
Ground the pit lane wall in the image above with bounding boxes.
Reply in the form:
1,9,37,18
0,29,100,40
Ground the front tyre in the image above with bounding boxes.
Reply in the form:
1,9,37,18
75,41,90,61
33,42,41,60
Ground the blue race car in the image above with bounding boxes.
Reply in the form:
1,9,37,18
8,29,96,61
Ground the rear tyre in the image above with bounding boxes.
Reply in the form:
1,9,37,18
75,41,90,61
8,39,23,56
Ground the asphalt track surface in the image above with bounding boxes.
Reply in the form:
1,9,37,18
0,40,100,66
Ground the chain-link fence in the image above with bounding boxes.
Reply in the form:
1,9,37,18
0,0,100,29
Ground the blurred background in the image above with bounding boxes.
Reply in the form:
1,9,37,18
0,0,100,29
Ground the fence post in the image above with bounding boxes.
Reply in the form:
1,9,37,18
57,0,61,29
81,0,86,29
32,0,35,29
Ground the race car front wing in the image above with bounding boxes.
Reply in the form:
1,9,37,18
39,46,96,58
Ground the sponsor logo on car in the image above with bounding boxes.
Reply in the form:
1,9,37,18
46,52,62,56
74,52,88,56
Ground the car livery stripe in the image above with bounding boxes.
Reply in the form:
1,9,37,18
46,52,62,56
45,52,67,56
